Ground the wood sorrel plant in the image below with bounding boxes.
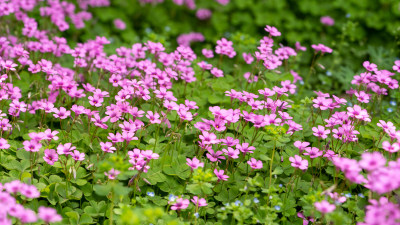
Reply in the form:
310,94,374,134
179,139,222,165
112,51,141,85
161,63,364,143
0,1,399,224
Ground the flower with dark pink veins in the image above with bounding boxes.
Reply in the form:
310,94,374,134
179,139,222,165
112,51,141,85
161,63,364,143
186,157,204,170
43,149,58,165
247,158,263,170
146,111,161,124
214,169,229,181
52,107,71,119
289,155,308,170
312,125,330,139
71,150,85,161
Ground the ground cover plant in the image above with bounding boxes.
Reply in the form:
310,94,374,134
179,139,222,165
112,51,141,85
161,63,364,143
0,0,400,224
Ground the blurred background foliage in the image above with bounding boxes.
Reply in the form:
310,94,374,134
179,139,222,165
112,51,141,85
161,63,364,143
64,0,400,94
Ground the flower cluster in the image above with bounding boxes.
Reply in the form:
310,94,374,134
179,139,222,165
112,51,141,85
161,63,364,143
0,181,61,224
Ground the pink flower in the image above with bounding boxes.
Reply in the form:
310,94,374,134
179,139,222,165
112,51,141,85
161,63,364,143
0,138,10,149
264,25,281,36
88,96,103,107
214,169,229,181
347,105,370,122
206,149,225,162
215,0,230,5
211,67,224,78
311,44,332,54
52,107,71,119
71,150,85,161
222,147,240,159
23,140,42,152
363,61,378,72
289,155,308,170
304,147,323,159
377,120,396,133
236,142,255,154
247,158,263,169
100,142,116,153
20,184,40,198
196,9,212,20
191,196,207,207
114,19,126,30
393,60,400,73
38,207,62,223
242,53,254,64
171,198,190,210
355,91,370,103
1,60,17,71
43,129,59,141
202,49,214,58
105,168,120,180
146,111,161,124
359,152,386,171
294,141,310,153
320,16,335,26
43,149,58,165
328,192,346,203
382,141,399,153
297,212,315,225
186,157,204,170
314,200,335,214
199,131,219,145
312,125,330,139
57,143,76,155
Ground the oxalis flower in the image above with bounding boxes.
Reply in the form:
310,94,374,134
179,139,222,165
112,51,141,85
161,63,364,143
171,198,190,211
314,200,336,214
289,155,308,170
186,157,204,170
214,169,229,181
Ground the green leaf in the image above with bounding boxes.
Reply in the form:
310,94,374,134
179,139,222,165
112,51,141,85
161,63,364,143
142,166,166,185
186,182,213,196
214,187,239,203
93,184,112,196
79,214,93,224
162,155,191,180
159,177,182,194
66,211,79,225
272,167,283,175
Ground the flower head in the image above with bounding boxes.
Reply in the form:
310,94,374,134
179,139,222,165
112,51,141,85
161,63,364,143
171,198,190,211
314,200,336,214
